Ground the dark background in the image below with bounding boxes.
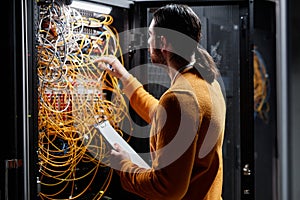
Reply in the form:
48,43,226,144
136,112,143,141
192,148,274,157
1,0,299,199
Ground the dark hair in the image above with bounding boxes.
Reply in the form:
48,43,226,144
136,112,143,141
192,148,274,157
153,4,201,57
195,46,220,83
153,4,219,82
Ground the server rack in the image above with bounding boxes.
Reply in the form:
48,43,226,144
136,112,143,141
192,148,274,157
114,1,253,200
1,0,279,199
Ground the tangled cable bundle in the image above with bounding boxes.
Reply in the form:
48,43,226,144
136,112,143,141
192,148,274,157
36,2,130,199
253,48,270,123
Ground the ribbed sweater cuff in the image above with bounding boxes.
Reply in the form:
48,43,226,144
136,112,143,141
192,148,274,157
122,75,143,100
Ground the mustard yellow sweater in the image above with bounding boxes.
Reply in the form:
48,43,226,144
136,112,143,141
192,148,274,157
120,67,226,200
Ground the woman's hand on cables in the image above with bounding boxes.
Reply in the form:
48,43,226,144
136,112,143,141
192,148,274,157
95,55,131,84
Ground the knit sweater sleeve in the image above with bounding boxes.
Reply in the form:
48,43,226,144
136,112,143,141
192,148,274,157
118,90,200,200
122,75,159,123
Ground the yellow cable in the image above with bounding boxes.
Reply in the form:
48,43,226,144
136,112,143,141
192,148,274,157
253,48,270,123
37,3,130,199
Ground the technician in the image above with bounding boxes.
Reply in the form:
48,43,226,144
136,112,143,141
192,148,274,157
95,4,226,200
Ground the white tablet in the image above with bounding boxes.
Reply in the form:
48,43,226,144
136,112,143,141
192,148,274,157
94,120,151,169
